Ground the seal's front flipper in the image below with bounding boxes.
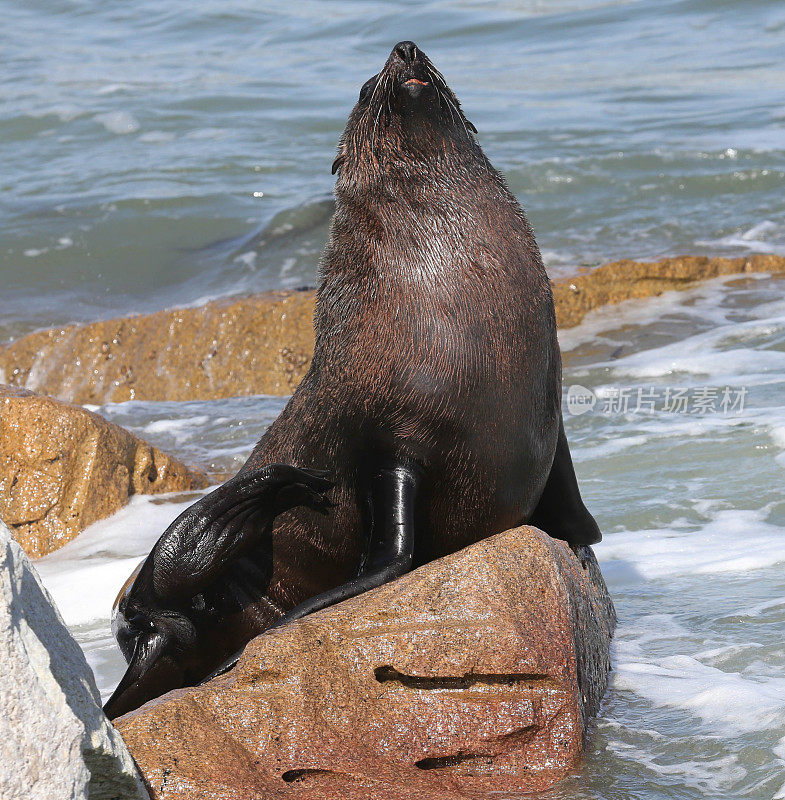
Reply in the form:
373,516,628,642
149,464,334,603
270,458,422,628
529,415,602,545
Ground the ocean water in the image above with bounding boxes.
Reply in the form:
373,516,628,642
4,1,785,798
2,0,785,342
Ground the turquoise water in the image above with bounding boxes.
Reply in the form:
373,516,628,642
4,2,785,798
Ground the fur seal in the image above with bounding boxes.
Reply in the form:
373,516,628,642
104,40,600,720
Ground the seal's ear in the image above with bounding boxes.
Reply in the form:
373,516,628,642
332,154,345,175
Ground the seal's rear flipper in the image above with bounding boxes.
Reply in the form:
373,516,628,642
270,458,421,627
104,464,333,716
148,464,334,603
529,415,602,546
202,459,421,682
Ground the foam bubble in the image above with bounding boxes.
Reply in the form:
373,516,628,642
95,111,140,135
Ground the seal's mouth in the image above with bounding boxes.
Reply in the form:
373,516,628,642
332,38,478,174
399,72,432,99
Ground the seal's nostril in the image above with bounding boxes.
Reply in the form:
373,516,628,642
393,41,418,64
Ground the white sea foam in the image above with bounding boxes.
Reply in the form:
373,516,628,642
604,732,747,795
138,130,176,143
568,302,785,374
558,275,745,352
233,250,257,269
569,433,651,461
596,508,785,580
613,642,785,735
36,491,211,628
595,339,785,384
740,596,785,618
573,412,758,464
95,111,140,135
33,104,83,123
143,415,211,440
697,220,785,257
96,84,131,95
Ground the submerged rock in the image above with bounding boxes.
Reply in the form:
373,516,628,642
0,385,207,558
116,526,615,799
0,254,782,405
0,519,149,800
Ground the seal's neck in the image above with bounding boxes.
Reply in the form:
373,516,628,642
323,162,529,302
337,115,488,192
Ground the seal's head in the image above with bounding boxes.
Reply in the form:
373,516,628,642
332,41,478,179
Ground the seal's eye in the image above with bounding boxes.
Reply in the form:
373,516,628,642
359,76,377,104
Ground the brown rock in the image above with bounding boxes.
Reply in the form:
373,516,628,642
4,254,778,405
0,290,316,404
116,526,615,799
552,253,785,328
0,385,208,558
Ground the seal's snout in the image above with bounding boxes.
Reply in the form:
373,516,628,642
389,41,432,99
393,41,419,64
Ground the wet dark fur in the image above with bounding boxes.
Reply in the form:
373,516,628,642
105,42,597,719
244,44,558,609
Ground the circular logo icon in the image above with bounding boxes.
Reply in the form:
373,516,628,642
566,384,597,416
